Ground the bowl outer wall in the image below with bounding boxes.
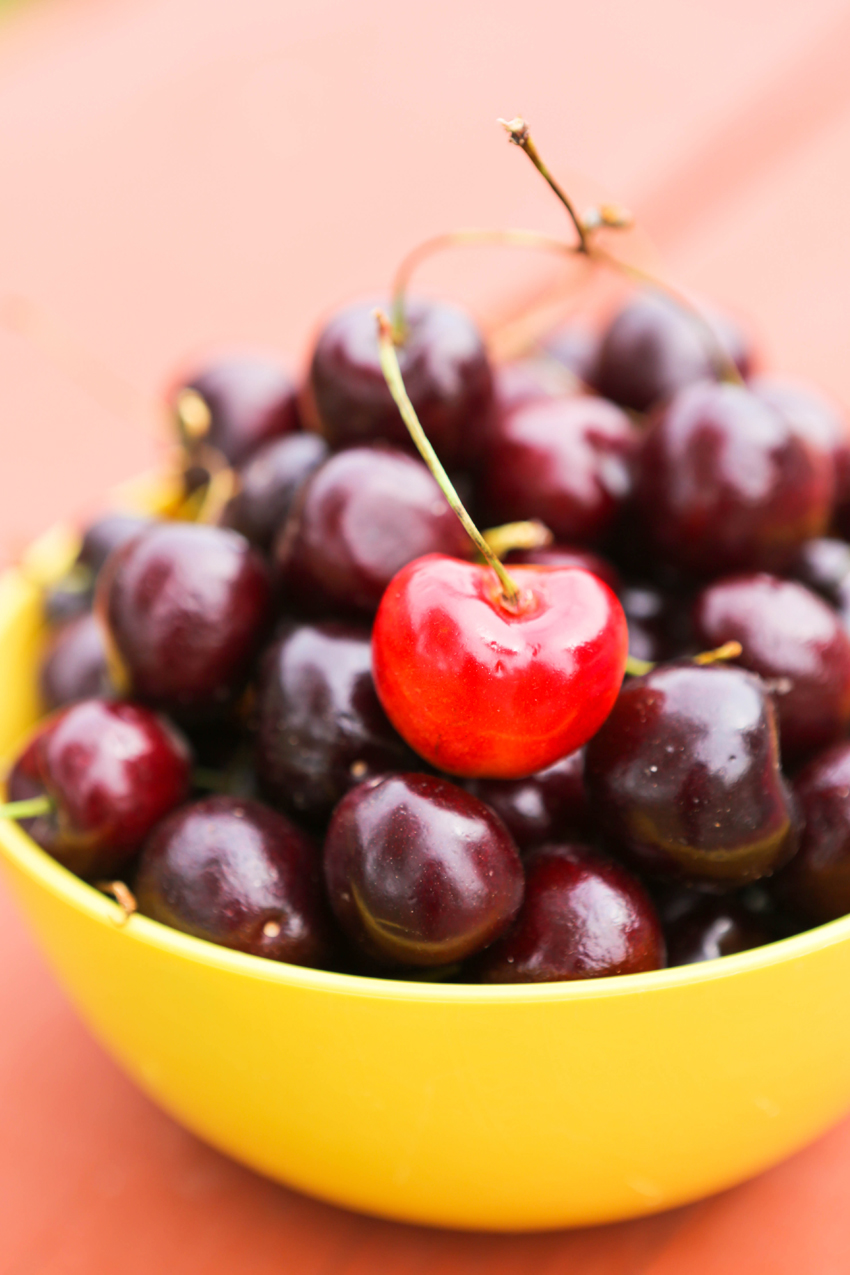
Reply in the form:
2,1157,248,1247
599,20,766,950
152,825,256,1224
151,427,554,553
3,519,850,1230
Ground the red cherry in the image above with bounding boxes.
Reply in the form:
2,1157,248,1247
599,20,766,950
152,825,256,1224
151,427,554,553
372,555,628,779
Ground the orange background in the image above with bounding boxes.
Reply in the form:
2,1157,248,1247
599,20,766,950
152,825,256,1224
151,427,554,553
3,0,850,1269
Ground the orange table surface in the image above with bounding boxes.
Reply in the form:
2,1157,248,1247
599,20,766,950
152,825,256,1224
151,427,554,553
4,0,850,1270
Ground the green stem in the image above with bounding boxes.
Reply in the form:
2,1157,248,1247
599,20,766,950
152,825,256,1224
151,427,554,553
0,795,53,820
498,117,590,253
375,310,521,609
624,655,654,678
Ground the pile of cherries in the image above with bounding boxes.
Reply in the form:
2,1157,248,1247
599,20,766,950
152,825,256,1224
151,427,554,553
14,263,850,984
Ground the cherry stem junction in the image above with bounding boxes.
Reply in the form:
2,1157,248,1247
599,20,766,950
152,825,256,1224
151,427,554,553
375,310,521,608
0,794,53,820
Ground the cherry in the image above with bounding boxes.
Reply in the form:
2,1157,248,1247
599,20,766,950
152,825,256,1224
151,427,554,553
584,662,798,884
274,446,473,617
692,573,850,762
751,376,850,526
775,741,850,923
467,749,590,852
97,522,271,719
77,512,154,576
479,394,639,544
373,555,627,779
542,319,598,382
221,432,328,550
473,842,665,982
789,537,850,602
135,795,336,967
172,355,299,467
39,613,111,710
664,894,773,965
591,290,753,412
254,622,416,825
43,576,93,628
300,298,493,468
635,381,834,576
5,699,191,880
492,357,578,412
323,772,523,966
505,544,621,594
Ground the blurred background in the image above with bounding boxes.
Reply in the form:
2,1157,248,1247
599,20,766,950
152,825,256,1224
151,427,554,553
3,0,850,1270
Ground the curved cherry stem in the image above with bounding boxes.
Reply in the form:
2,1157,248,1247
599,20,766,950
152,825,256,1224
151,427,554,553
375,310,521,609
625,640,743,679
483,519,553,560
390,228,579,343
498,118,590,253
95,880,137,926
0,795,53,820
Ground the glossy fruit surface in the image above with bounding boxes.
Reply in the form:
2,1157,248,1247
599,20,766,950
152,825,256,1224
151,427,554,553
39,613,111,710
302,298,493,467
373,555,628,779
636,381,834,576
323,772,523,966
274,446,473,616
778,742,850,923
592,290,753,412
693,573,850,761
479,395,638,544
98,522,270,718
135,795,335,967
6,698,191,880
665,895,773,966
254,622,416,825
584,662,798,884
221,432,328,549
492,357,578,411
789,537,850,602
505,544,621,593
752,376,850,515
175,356,299,466
467,749,589,852
473,842,665,982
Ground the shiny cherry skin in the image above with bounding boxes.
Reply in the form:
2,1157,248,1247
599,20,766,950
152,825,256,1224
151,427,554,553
789,537,850,602
591,290,753,412
39,613,111,710
693,573,850,761
635,381,834,576
479,395,638,544
7,698,191,880
274,446,473,617
302,299,493,468
473,842,665,982
506,544,621,594
135,795,336,967
97,522,271,719
775,742,850,923
492,357,578,412
752,376,850,522
584,662,798,885
78,512,154,576
221,432,328,550
467,749,589,852
664,894,773,965
323,772,523,966
254,622,416,825
174,355,299,467
374,556,628,779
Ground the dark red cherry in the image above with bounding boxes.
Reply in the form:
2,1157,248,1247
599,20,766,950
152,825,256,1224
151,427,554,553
776,742,850,923
664,894,772,965
751,376,850,521
473,842,665,982
301,298,493,468
254,622,416,826
274,446,473,616
135,795,336,967
97,522,271,718
584,662,798,884
77,512,154,576
592,290,753,412
467,749,590,852
323,773,524,966
6,699,191,880
789,537,850,602
692,573,850,761
492,357,578,412
221,432,328,550
39,613,111,710
505,544,621,594
173,355,299,467
479,395,639,544
635,381,834,576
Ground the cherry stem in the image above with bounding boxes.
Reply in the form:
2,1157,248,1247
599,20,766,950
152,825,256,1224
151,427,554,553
499,116,744,387
0,795,53,820
390,228,578,342
624,640,743,679
95,880,137,926
498,118,590,253
374,309,521,608
483,519,553,560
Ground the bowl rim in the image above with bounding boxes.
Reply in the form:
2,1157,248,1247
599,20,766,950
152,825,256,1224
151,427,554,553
2,810,847,1006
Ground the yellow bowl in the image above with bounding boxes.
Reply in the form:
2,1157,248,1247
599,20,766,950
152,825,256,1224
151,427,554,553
3,517,850,1231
